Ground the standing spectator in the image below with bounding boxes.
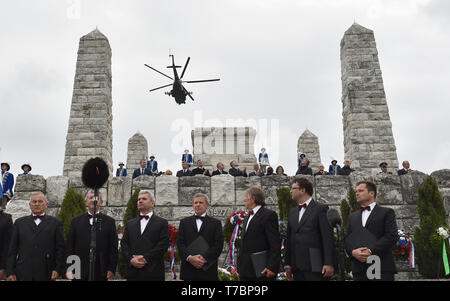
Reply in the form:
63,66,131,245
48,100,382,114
116,162,127,177
147,156,158,174
176,162,194,177
211,163,228,176
338,159,354,176
1,163,14,210
314,164,329,176
192,160,211,177
328,160,341,175
275,166,287,176
397,161,413,176
229,160,247,177
296,158,313,176
297,153,306,168
20,164,32,176
132,160,153,179
265,167,274,176
258,148,270,174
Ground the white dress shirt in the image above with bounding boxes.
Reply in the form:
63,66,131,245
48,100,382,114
140,211,153,234
88,211,100,226
361,202,377,227
246,205,262,231
298,197,312,223
195,212,207,232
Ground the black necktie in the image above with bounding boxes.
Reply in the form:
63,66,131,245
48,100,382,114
360,206,371,212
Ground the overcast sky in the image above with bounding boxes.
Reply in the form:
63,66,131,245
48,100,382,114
1,0,449,180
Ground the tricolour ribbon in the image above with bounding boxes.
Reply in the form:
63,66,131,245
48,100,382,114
170,241,177,279
228,223,240,273
409,241,415,269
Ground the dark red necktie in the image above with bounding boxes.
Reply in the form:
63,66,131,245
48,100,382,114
139,215,149,220
298,204,307,211
33,215,45,220
195,215,205,221
360,206,371,212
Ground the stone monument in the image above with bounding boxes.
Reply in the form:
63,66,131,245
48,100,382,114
126,132,149,172
297,129,322,173
340,23,399,175
191,127,257,172
63,28,113,179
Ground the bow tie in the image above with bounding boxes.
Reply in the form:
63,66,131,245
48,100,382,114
33,215,45,220
298,204,307,210
195,215,205,221
248,210,254,216
360,206,371,212
139,215,149,220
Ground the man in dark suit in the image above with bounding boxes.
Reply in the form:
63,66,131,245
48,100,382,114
248,163,263,177
344,181,398,281
397,161,412,176
176,162,194,177
284,178,335,281
6,192,65,281
132,159,153,179
211,162,228,176
65,190,118,281
229,160,247,177
121,190,169,281
295,158,313,175
0,209,13,280
177,193,224,281
238,187,280,281
192,160,211,177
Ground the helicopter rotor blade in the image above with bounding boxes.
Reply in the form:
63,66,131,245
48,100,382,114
182,86,194,101
144,64,174,80
185,79,220,84
149,83,173,92
180,57,190,79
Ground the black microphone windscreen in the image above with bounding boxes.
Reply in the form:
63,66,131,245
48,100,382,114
327,208,342,227
81,157,109,189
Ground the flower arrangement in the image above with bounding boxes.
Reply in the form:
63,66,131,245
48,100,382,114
218,267,239,281
436,226,450,276
223,209,248,274
437,227,449,240
393,230,415,269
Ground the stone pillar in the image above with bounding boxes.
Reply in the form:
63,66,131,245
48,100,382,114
63,28,113,179
340,23,399,175
126,132,148,172
297,129,322,173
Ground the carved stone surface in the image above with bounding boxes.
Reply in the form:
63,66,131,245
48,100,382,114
211,175,235,206
155,176,178,206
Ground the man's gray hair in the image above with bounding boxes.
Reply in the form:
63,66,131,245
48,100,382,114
193,193,209,204
139,190,155,202
85,190,102,200
30,191,47,202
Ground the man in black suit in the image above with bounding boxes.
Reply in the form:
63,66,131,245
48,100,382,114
177,193,224,281
238,187,280,281
132,159,153,179
211,162,228,176
397,161,412,176
248,163,263,177
192,160,211,177
0,209,13,280
229,160,247,177
344,181,398,281
6,192,65,281
121,190,169,281
176,162,194,177
284,178,335,281
65,190,118,281
295,158,313,175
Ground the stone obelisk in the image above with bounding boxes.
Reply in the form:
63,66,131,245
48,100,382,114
297,129,322,173
126,132,149,172
63,29,113,179
340,23,398,175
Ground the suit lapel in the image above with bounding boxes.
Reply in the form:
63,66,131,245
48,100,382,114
298,199,316,229
35,215,51,236
141,214,155,236
199,216,208,234
245,207,263,234
26,215,38,233
242,215,249,237
364,204,379,229
191,216,199,234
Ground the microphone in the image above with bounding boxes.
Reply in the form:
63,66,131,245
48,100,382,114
82,157,109,189
327,208,342,229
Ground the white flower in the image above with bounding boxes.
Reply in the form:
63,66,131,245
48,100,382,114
437,227,449,239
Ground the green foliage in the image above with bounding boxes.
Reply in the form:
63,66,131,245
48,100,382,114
414,177,449,278
118,188,141,278
218,268,239,281
57,187,85,239
277,186,297,221
339,188,359,279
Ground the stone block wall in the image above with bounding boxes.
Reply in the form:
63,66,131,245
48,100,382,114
8,170,450,235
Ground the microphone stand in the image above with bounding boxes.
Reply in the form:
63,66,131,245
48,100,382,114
334,223,346,281
88,187,98,281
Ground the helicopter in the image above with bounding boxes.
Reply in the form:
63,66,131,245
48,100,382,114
145,55,220,105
